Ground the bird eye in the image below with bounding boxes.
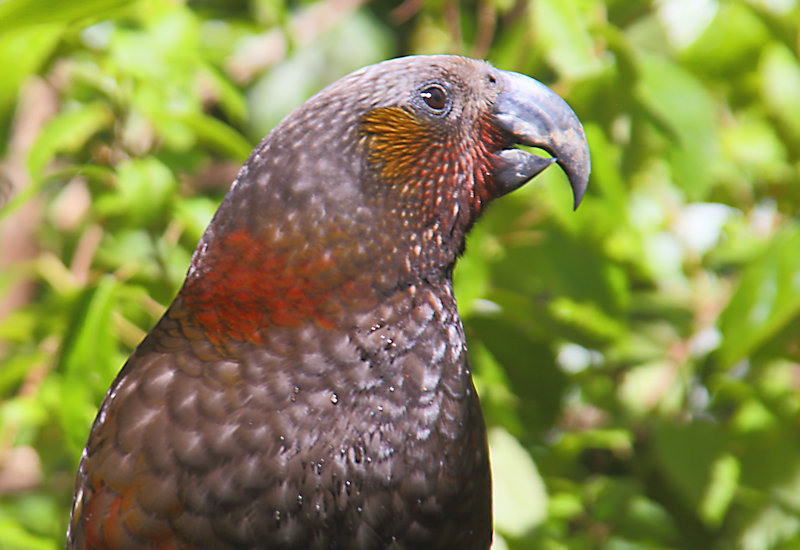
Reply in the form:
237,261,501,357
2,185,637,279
420,85,448,112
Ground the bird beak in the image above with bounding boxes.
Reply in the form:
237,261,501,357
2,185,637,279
491,70,591,210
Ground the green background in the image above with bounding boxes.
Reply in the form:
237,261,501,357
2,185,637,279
1,0,799,548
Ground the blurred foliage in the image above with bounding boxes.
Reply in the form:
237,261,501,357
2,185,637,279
1,0,799,548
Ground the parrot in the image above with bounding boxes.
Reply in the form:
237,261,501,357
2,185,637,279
67,55,590,550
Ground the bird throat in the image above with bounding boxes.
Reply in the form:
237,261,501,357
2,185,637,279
361,106,507,226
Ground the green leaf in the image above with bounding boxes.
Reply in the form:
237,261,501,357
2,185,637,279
173,196,218,244
0,26,61,122
0,398,48,445
179,112,253,162
490,426,548,537
26,103,112,180
681,2,770,77
467,315,567,432
699,453,740,527
0,517,53,550
200,64,248,126
559,428,633,456
759,43,800,144
58,276,122,448
738,504,800,550
719,111,789,182
454,225,492,318
59,276,119,379
492,230,628,317
717,223,800,367
618,360,685,415
636,53,717,200
0,0,134,33
531,0,603,80
653,421,727,516
620,494,678,544
96,157,177,225
94,229,160,280
582,123,628,221
0,350,46,396
548,296,627,344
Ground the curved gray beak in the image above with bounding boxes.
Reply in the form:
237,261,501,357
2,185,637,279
491,69,591,210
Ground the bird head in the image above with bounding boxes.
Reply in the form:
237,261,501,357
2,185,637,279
356,56,588,210
182,56,590,343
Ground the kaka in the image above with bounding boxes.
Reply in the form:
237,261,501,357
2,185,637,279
67,55,590,549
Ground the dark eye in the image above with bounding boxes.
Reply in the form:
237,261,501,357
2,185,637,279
420,85,447,112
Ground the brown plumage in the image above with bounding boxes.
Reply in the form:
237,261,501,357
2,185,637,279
67,55,589,550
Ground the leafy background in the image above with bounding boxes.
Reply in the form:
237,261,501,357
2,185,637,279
1,0,799,548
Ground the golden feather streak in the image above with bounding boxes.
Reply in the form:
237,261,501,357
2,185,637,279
360,106,441,183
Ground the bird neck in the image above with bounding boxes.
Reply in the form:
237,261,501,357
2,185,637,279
176,109,506,347
177,192,462,347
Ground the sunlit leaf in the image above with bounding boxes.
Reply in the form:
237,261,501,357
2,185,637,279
531,0,603,80
179,112,253,162
699,453,740,527
95,157,177,225
26,103,112,180
717,223,800,367
548,296,627,344
759,43,800,143
0,517,53,550
681,1,770,77
173,196,218,244
636,53,718,200
490,426,548,537
0,0,134,33
0,26,60,125
59,276,119,382
468,315,566,432
58,276,124,451
653,421,727,513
